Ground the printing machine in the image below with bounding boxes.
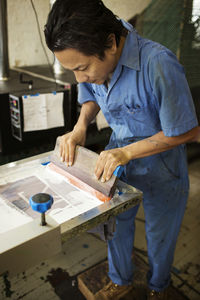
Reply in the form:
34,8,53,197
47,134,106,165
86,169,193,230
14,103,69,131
0,66,112,156
0,67,76,154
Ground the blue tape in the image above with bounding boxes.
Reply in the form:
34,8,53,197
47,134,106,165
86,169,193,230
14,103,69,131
30,93,40,97
41,161,50,166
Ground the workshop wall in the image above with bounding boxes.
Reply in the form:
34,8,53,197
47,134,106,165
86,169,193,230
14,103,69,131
7,0,151,67
103,0,152,21
7,0,51,67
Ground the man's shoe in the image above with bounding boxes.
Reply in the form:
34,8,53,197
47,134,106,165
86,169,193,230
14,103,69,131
147,289,168,300
96,280,134,300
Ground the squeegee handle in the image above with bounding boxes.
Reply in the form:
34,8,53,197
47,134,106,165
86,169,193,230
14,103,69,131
113,165,124,178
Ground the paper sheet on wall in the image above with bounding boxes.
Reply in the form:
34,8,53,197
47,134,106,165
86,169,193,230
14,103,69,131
22,92,64,131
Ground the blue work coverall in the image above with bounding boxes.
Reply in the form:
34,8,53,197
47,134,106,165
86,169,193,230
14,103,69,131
78,20,198,292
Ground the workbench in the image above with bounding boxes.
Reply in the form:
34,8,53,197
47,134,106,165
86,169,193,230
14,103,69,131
0,152,142,277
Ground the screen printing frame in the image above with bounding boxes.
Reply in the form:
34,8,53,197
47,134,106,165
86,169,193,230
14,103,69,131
0,151,142,276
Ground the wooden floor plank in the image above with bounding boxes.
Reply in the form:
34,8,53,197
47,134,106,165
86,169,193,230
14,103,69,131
77,254,188,300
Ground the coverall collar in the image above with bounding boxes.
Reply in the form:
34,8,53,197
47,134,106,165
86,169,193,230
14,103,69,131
119,19,140,71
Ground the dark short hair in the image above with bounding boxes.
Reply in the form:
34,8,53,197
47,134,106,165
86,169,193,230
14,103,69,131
44,0,124,59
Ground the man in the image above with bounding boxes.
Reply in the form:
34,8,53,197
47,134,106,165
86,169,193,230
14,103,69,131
44,0,199,299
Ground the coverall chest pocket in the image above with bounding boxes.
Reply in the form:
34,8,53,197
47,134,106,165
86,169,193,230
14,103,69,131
109,105,126,125
92,88,106,99
124,101,160,136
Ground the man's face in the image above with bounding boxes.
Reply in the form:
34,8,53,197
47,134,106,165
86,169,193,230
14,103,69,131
54,39,118,85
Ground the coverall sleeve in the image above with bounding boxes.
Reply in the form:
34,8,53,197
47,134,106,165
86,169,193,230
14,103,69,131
78,82,97,104
149,51,198,137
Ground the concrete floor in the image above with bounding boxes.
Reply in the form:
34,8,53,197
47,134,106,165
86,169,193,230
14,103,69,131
0,148,200,300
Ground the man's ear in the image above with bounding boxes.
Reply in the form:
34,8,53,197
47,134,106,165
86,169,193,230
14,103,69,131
107,33,117,54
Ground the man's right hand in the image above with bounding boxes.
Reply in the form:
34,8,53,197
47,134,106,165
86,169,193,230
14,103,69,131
59,101,100,166
59,127,86,166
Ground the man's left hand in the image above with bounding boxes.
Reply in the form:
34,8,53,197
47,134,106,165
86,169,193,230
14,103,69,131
94,148,130,182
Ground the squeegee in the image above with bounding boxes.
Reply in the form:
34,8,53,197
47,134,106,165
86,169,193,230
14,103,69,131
49,139,123,202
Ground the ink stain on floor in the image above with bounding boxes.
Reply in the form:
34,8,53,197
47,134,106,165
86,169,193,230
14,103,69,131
3,273,14,298
45,268,85,300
